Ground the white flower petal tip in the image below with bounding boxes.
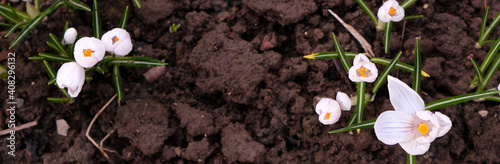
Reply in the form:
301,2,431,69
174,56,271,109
101,28,133,56
56,62,85,98
336,92,352,111
374,76,453,155
315,98,341,125
498,83,500,95
74,37,106,68
348,54,378,83
63,27,77,44
377,0,405,22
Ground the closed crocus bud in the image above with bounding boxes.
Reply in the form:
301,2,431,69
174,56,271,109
56,62,85,98
101,28,133,56
336,92,352,111
348,54,378,83
315,98,341,125
64,27,77,44
74,37,106,68
377,0,405,22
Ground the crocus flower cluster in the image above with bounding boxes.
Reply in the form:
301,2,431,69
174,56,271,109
57,27,133,97
374,76,452,155
377,0,405,22
315,92,352,125
348,54,378,83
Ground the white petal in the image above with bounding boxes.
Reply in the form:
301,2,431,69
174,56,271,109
415,127,438,144
374,111,416,145
416,110,440,127
348,64,363,82
318,108,341,125
391,5,405,22
399,140,431,155
387,76,425,115
435,112,452,137
498,83,500,95
363,62,378,83
63,27,77,44
74,37,106,68
353,54,370,65
336,91,352,111
101,30,116,52
348,62,378,83
114,38,133,56
101,28,132,54
315,98,339,115
56,62,85,98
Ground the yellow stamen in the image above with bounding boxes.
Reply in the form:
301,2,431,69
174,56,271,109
358,66,368,77
418,123,429,135
83,49,94,57
325,113,331,119
112,36,119,44
388,7,397,16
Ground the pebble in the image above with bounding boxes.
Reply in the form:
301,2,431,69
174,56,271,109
56,119,70,136
478,110,488,117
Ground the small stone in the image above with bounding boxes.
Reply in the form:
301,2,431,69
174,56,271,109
313,29,324,39
423,4,429,9
260,32,277,51
478,110,488,117
56,119,70,136
174,147,182,156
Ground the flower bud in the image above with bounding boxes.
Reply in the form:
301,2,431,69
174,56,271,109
56,62,85,98
74,37,106,68
336,92,352,111
101,28,133,56
63,27,77,44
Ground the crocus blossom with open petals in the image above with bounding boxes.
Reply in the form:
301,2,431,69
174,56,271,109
377,0,405,22
101,28,133,56
56,62,85,98
348,54,378,83
374,76,452,155
315,98,342,125
336,92,352,111
74,37,106,68
63,27,77,44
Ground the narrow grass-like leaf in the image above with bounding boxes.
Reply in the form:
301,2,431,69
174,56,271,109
26,2,39,18
413,37,421,93
49,33,70,57
0,5,20,23
371,57,430,77
479,7,489,38
470,58,483,86
355,0,378,26
35,0,41,12
108,57,168,67
43,60,57,80
4,4,30,21
478,11,500,45
119,6,129,30
0,23,13,27
471,36,500,88
329,118,375,134
372,51,402,94
303,51,358,59
331,33,352,72
485,96,500,102
132,0,142,8
384,21,393,53
48,78,56,85
4,22,27,38
63,21,69,33
347,109,358,127
0,65,7,79
355,82,366,133
401,0,417,9
425,90,500,111
407,154,416,164
478,54,500,92
67,0,91,11
32,53,74,62
402,15,423,20
92,0,102,39
113,64,123,101
9,0,64,49
47,97,73,103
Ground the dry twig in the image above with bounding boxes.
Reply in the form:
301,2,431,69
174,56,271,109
86,94,117,161
328,9,375,57
0,120,38,136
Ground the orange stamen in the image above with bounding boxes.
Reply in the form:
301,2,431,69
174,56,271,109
325,113,331,119
388,7,397,16
358,66,368,77
112,36,119,44
418,123,429,135
83,49,94,57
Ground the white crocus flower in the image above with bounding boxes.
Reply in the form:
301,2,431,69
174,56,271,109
315,98,342,125
56,62,85,98
348,54,378,83
64,27,77,44
74,37,106,68
336,91,352,111
377,0,405,22
101,28,133,56
374,76,452,155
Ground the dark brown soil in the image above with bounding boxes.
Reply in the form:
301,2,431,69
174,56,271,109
1,0,499,163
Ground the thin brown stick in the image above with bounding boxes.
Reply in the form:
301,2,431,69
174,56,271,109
0,120,38,136
86,94,117,161
328,9,375,57
100,129,118,154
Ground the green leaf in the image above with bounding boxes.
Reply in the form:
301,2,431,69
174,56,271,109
66,0,91,11
384,21,393,54
371,57,430,77
471,36,500,88
49,33,70,57
479,6,489,38
4,22,28,38
407,154,416,164
107,57,168,67
48,78,56,85
26,2,39,19
478,10,500,45
355,0,378,26
485,96,500,102
0,4,20,23
413,37,421,93
303,51,358,59
113,64,123,101
329,118,375,134
425,90,500,111
42,60,57,80
0,23,13,27
0,64,7,79
401,0,417,9
478,53,500,92
63,21,69,33
402,15,423,20
119,6,129,30
470,58,483,86
169,23,181,33
47,97,73,103
30,53,74,62
132,0,142,8
372,51,402,94
92,0,102,39
35,0,41,12
347,109,358,127
9,0,64,49
331,33,352,72
355,82,366,133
